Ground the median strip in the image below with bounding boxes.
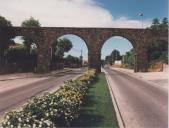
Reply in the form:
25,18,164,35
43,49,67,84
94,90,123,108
1,69,119,128
71,73,119,128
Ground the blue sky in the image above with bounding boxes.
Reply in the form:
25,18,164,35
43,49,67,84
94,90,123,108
3,0,167,60
97,0,168,20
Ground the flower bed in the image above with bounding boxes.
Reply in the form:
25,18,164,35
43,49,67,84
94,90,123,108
1,69,96,128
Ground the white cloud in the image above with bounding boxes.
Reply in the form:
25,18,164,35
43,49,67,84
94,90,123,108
0,0,151,28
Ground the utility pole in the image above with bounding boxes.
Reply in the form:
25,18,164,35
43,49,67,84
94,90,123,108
116,50,117,60
80,50,83,67
81,50,82,57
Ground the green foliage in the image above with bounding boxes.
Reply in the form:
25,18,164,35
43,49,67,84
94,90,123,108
161,17,168,30
6,47,38,72
101,59,105,66
0,16,12,66
105,49,122,65
21,17,40,54
1,69,96,127
160,52,168,64
122,49,135,69
0,16,12,27
105,56,112,64
150,17,168,30
53,38,73,58
65,55,81,65
21,17,40,27
150,18,160,29
51,38,73,64
148,17,168,64
148,41,168,63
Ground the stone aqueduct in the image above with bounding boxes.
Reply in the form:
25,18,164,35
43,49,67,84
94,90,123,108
0,27,168,73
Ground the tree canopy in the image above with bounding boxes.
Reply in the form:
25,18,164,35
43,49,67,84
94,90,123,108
0,16,12,27
122,49,135,69
105,49,122,65
65,55,80,63
150,17,168,30
52,38,73,61
21,17,40,27
0,16,12,66
148,41,168,63
148,17,168,64
21,17,40,54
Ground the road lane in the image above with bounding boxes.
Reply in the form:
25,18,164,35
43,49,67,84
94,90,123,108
0,69,85,121
105,68,168,128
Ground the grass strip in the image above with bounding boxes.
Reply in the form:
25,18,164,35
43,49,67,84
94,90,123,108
72,73,119,128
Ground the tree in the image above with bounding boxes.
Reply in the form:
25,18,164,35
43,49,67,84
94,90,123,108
0,16,12,27
105,49,121,65
105,55,112,64
150,18,160,30
0,16,12,66
150,17,168,30
52,38,73,62
160,51,168,64
65,55,79,62
148,41,168,63
21,17,40,54
110,49,121,64
21,17,40,27
160,17,168,30
148,17,168,64
147,17,168,67
122,49,135,69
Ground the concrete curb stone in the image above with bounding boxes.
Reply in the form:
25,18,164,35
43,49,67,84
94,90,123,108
102,69,125,128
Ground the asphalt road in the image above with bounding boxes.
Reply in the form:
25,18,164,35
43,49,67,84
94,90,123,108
0,68,85,121
105,68,168,128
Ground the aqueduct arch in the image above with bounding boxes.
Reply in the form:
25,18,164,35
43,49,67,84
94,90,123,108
0,27,167,73
50,34,88,70
101,36,134,67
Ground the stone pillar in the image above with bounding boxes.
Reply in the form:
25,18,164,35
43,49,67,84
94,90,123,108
88,52,101,73
134,48,148,72
36,47,51,73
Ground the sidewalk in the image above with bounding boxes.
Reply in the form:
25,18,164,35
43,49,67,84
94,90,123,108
111,67,168,90
0,68,72,81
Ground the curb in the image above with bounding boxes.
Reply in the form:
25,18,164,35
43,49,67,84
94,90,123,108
0,69,72,81
103,69,125,128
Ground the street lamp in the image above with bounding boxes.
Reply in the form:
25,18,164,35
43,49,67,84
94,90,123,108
138,12,144,28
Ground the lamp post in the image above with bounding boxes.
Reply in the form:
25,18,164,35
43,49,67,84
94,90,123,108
138,12,144,28
137,12,144,72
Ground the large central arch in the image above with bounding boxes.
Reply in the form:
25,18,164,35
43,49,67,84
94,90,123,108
100,35,136,71
101,36,134,68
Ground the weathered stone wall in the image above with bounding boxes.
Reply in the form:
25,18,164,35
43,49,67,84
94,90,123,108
0,27,168,73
